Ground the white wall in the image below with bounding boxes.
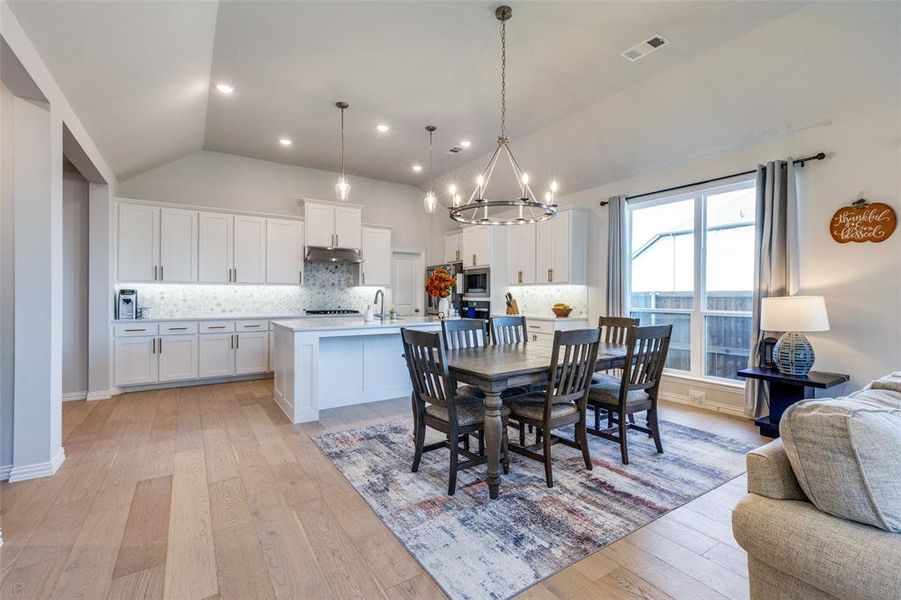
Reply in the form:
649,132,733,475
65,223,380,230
0,82,14,471
62,169,89,397
558,106,901,410
119,150,456,265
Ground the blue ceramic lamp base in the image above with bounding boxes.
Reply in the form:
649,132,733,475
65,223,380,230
773,331,815,376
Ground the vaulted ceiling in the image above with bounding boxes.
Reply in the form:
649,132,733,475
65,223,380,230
7,1,901,194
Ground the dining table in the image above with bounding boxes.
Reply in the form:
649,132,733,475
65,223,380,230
445,341,629,499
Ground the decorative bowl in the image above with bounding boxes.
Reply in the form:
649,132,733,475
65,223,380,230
551,306,573,318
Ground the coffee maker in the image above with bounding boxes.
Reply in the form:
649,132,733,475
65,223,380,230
116,289,138,320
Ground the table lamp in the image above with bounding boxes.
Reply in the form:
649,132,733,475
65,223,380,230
760,296,830,376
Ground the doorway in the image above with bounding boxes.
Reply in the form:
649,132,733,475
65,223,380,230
391,249,424,316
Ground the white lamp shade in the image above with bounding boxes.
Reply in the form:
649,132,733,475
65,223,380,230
761,296,830,332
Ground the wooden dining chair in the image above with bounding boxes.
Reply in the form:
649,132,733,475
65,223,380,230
489,315,527,345
506,328,601,487
586,324,672,464
402,328,509,495
593,316,640,427
441,318,489,350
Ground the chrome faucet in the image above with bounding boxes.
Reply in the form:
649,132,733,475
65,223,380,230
373,289,386,321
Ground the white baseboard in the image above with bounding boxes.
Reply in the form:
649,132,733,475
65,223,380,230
659,390,748,418
63,391,87,402
86,390,113,401
0,464,12,481
112,373,272,395
7,447,66,483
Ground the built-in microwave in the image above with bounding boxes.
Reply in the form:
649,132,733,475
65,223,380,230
463,268,490,298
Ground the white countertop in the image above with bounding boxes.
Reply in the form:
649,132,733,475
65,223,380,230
271,316,442,332
112,314,348,323
491,313,589,321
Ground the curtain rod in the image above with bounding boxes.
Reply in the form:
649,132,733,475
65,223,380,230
598,152,826,206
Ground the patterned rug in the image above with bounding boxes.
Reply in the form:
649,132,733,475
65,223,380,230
313,420,755,600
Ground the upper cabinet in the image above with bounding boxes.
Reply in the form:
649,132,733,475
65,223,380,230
507,223,537,285
444,231,462,263
266,218,304,284
360,226,392,286
535,209,587,284
462,225,491,269
117,204,196,282
198,212,266,283
304,200,362,249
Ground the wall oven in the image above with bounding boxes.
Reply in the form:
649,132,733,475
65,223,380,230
463,268,490,298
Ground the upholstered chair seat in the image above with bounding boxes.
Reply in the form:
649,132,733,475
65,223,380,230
588,374,651,410
426,397,511,427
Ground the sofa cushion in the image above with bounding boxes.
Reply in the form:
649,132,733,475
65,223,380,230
780,389,901,532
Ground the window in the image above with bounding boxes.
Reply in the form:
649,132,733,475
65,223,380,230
626,179,756,382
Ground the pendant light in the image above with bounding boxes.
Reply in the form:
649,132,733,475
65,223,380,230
423,125,437,213
447,5,558,225
334,101,351,201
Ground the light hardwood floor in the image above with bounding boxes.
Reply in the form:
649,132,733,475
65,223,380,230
0,379,765,599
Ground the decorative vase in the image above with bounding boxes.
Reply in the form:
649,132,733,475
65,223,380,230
438,297,450,318
773,331,815,376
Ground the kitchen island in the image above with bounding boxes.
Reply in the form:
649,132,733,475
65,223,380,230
271,316,442,422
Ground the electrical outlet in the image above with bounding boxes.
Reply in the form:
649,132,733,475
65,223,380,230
688,389,706,404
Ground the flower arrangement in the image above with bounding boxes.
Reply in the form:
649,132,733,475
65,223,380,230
426,267,455,298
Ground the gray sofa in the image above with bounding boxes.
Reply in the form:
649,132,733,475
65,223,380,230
733,438,901,600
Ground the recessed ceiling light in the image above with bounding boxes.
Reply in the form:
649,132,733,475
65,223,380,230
215,83,235,94
376,124,390,133
412,164,423,172
278,138,293,146
460,140,472,148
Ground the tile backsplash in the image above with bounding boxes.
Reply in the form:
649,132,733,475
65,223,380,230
503,285,588,319
121,263,384,319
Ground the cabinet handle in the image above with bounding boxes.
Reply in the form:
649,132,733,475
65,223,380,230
362,272,365,284
208,325,226,330
518,270,522,284
158,337,162,354
335,234,339,247
472,254,477,266
233,268,237,282
299,269,303,284
244,324,260,328
229,334,233,349
153,265,158,280
235,334,240,349
152,337,156,353
168,327,187,331
160,265,164,280
125,328,146,332
548,268,553,282
456,249,460,261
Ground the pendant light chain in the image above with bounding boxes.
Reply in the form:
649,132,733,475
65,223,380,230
500,19,506,140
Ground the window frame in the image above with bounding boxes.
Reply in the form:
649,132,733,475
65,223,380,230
625,177,756,386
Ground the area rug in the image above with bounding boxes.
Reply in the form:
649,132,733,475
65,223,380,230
313,420,755,600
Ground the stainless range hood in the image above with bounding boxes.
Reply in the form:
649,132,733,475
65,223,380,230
304,246,363,264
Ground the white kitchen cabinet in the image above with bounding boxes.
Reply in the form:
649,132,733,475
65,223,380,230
233,215,266,283
266,218,304,284
114,336,157,386
159,208,198,282
525,317,590,344
157,334,198,382
198,211,233,283
235,331,269,375
444,231,462,263
334,206,362,249
117,204,159,282
360,226,392,286
304,201,362,249
536,210,587,284
507,223,537,284
462,226,491,268
198,333,234,378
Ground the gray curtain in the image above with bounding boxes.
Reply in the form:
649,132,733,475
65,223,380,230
606,195,627,317
744,160,800,418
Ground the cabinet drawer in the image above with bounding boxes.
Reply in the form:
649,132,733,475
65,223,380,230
527,322,547,332
200,321,235,333
114,322,159,337
236,320,267,332
529,331,554,344
159,321,198,336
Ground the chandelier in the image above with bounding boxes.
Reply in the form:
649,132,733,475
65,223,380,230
448,5,558,226
423,126,438,213
334,101,351,201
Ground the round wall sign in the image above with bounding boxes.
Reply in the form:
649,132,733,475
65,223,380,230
830,199,896,244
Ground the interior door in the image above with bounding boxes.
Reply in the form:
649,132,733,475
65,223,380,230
198,333,234,378
392,252,421,316
235,332,269,374
304,203,334,247
199,212,233,283
159,208,198,282
333,206,362,249
117,204,159,282
158,335,198,382
233,215,266,283
266,218,303,284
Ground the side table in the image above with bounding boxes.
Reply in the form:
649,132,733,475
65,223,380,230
737,367,850,437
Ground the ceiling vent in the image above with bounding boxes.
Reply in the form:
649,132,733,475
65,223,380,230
620,34,669,62
447,146,464,154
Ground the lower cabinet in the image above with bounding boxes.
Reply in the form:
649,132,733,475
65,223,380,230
158,335,198,382
235,331,269,375
114,336,158,386
198,333,234,378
